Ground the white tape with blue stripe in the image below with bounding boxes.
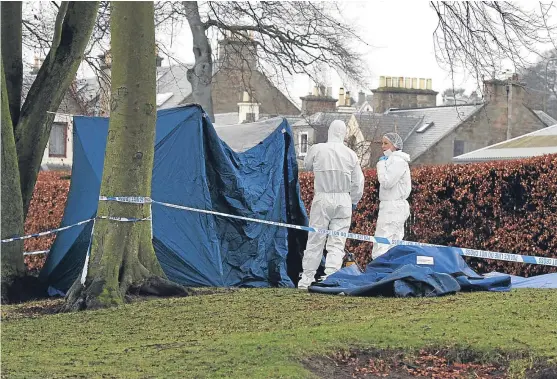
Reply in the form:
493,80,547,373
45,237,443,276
2,216,151,246
1,219,95,243
99,196,557,268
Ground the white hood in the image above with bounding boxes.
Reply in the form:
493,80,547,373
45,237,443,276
327,120,347,143
391,150,411,162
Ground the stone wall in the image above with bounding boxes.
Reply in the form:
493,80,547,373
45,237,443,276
182,69,300,116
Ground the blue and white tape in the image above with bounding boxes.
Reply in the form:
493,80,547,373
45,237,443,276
0,219,95,243
99,196,557,268
1,216,151,244
4,195,556,267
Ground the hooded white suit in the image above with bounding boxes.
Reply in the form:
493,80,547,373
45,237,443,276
298,120,364,289
372,150,412,259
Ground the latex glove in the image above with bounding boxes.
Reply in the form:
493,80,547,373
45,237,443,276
352,204,357,211
378,155,388,162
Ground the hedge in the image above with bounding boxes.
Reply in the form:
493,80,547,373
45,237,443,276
23,155,557,277
300,154,557,277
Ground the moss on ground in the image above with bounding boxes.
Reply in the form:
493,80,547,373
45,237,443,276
2,289,556,378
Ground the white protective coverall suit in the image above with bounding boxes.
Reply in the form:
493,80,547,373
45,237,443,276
372,137,412,259
298,120,365,289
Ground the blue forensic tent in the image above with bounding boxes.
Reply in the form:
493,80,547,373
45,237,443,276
39,105,309,292
309,245,512,296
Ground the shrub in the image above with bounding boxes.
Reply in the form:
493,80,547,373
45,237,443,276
300,155,557,277
24,155,557,277
23,171,70,271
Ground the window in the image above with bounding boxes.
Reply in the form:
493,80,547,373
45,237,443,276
416,121,434,133
299,132,309,156
453,139,465,157
245,113,256,122
49,123,67,157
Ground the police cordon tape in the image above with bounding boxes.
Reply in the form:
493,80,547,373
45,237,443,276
1,216,151,244
3,195,556,267
99,196,557,267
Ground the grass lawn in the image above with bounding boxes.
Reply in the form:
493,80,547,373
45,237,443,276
2,288,557,378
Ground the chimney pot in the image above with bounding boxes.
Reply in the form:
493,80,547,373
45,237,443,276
379,76,386,87
419,78,425,89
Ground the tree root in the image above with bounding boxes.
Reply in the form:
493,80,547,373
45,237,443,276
62,275,190,312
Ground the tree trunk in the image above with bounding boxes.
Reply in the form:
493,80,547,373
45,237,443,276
183,1,215,122
15,1,98,216
64,1,188,311
1,59,25,302
1,1,23,128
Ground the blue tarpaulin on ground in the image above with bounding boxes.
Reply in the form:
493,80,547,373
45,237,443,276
39,105,308,292
309,245,512,296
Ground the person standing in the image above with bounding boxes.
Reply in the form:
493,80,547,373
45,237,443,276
298,120,364,290
372,132,412,259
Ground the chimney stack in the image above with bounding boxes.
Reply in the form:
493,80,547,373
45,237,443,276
371,75,438,113
238,90,260,123
358,91,365,106
338,87,345,107
345,91,351,106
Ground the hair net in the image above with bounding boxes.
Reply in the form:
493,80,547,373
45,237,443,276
383,132,403,150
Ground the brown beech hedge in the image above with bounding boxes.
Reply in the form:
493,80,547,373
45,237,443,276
24,155,557,277
300,154,557,277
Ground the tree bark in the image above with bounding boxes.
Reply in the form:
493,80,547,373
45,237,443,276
1,59,25,302
15,1,98,216
1,1,23,128
64,1,188,311
183,1,215,122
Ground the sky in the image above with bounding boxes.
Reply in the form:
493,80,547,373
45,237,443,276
151,1,493,106
24,1,555,108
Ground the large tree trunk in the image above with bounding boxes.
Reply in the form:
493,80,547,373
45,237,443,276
15,1,98,216
1,1,23,128
64,1,188,311
183,1,215,122
1,59,25,302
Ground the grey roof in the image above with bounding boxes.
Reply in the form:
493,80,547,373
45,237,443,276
156,64,193,109
214,112,240,125
532,110,557,127
352,113,422,141
213,117,285,152
454,124,557,162
389,104,485,161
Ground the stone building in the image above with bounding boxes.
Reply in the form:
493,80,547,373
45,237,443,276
180,32,300,117
387,75,556,165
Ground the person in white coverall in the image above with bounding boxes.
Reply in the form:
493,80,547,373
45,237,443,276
298,120,365,289
372,132,412,259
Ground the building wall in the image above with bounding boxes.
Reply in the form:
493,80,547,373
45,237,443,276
40,92,82,170
182,69,300,116
41,113,74,170
300,96,337,115
292,125,315,170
